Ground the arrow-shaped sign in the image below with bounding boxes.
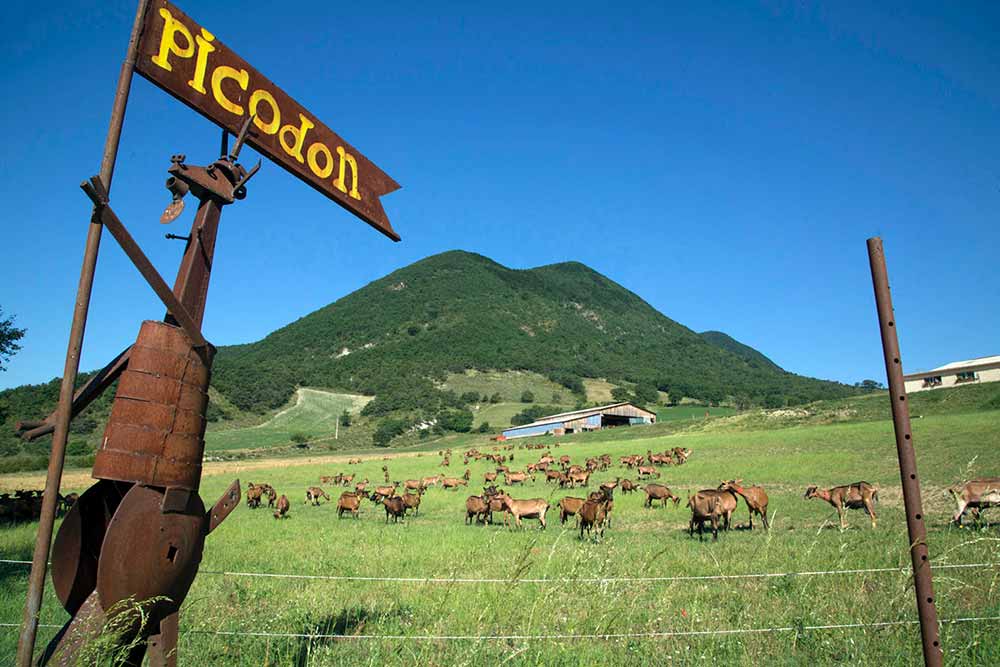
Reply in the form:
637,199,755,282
135,0,400,240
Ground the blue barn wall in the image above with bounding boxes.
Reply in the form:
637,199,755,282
502,422,563,439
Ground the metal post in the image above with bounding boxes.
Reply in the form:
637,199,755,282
16,2,151,664
866,237,942,667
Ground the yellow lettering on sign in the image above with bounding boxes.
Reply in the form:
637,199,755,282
211,66,249,116
188,29,216,94
151,8,194,72
307,142,334,179
279,114,315,164
334,147,362,200
249,90,281,135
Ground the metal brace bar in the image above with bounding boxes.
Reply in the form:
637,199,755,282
80,177,210,357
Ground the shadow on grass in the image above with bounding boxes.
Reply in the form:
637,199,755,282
292,605,412,666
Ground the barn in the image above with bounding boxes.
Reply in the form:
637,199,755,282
903,355,1000,393
501,402,656,440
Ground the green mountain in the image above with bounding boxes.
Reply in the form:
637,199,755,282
210,250,855,414
0,250,860,460
699,330,782,372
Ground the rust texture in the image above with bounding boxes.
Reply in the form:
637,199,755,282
16,2,154,664
867,237,943,667
36,132,256,665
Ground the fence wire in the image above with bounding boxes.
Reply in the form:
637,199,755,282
2,616,1000,642
1,559,996,585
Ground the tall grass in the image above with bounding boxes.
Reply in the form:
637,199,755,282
1,410,998,664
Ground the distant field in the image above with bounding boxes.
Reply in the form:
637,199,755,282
441,370,572,404
205,388,372,451
582,378,617,403
3,405,998,665
656,405,738,421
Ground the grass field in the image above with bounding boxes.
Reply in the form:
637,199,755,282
1,400,998,665
655,405,738,421
441,370,572,404
205,388,372,452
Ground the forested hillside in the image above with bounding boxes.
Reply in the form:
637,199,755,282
210,250,855,413
0,250,860,460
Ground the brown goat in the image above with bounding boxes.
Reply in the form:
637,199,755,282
305,486,330,506
401,490,423,516
619,479,638,495
804,481,878,529
273,494,290,519
370,484,397,504
643,484,681,508
579,489,612,540
337,492,362,519
383,496,406,523
558,496,586,525
636,466,660,480
465,495,490,524
498,494,549,529
687,492,720,540
696,487,739,531
720,480,769,530
441,477,468,490
949,478,1000,525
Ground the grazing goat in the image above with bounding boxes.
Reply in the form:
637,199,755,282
643,484,681,508
273,495,290,519
504,471,532,485
466,495,490,524
619,479,638,495
696,487,739,531
636,466,660,480
383,496,407,523
948,478,1000,525
337,492,362,519
484,471,498,483
687,492,720,540
305,487,330,506
499,495,549,530
370,484,397,504
401,490,423,516
441,477,468,490
558,497,586,525
404,479,423,492
719,480,769,530
246,484,263,509
804,481,878,529
579,489,613,540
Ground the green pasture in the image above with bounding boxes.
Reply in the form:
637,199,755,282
1,409,999,665
655,405,738,421
441,370,571,404
205,389,372,452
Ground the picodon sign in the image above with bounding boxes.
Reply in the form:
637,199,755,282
136,0,401,240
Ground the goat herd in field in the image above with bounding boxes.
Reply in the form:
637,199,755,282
238,442,1000,541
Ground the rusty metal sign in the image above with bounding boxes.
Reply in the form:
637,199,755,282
135,0,401,240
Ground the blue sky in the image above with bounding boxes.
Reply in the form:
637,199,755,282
2,1,998,390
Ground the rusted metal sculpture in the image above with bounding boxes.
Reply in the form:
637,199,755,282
19,119,262,666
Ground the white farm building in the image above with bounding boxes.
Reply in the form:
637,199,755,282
903,355,1000,394
500,402,656,440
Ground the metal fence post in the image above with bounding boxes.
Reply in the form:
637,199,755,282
16,2,151,664
866,237,943,667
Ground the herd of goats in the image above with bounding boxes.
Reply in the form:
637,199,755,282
238,442,1000,540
